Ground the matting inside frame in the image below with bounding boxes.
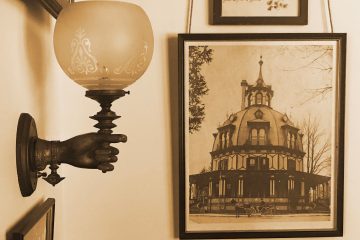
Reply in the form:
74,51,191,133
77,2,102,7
183,40,339,232
221,0,299,17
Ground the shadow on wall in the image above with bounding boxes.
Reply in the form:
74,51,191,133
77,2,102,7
5,198,45,240
3,2,51,239
22,0,51,134
167,36,179,238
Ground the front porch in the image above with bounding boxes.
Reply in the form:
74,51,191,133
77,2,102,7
189,170,331,214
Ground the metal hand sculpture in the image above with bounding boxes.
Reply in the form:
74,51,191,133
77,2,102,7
35,133,127,186
16,90,128,197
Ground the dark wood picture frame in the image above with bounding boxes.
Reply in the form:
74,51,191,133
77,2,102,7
212,0,308,25
11,198,55,240
179,33,346,239
39,0,74,19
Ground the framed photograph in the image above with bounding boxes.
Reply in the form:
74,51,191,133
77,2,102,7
179,33,346,239
11,198,55,240
212,0,308,25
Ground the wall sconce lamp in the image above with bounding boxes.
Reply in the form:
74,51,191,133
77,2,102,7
16,1,154,197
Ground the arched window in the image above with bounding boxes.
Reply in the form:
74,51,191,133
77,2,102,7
225,131,230,147
250,94,255,106
250,128,267,145
259,129,266,145
291,135,295,149
296,160,300,171
219,134,222,150
287,132,291,148
222,133,226,149
251,129,258,145
218,159,228,171
256,93,262,105
264,95,269,106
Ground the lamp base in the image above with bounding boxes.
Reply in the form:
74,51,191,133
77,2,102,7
16,113,39,197
85,89,129,135
85,89,129,172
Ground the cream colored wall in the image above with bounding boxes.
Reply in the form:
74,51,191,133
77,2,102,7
60,0,359,240
2,0,360,240
0,1,64,240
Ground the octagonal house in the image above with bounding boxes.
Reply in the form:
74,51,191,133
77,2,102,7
189,57,331,214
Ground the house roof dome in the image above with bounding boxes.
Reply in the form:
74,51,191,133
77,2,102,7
213,106,304,151
211,57,303,153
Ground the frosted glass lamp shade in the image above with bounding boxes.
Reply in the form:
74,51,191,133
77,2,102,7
54,1,154,90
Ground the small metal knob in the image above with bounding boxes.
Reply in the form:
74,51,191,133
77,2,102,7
43,164,65,186
37,172,47,178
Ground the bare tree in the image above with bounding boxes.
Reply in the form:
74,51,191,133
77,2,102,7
301,115,331,176
198,163,213,174
280,45,334,105
281,46,333,72
188,46,214,133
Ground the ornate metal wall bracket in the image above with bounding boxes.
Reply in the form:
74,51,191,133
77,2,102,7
16,90,128,197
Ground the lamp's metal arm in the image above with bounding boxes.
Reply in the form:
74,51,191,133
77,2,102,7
16,90,128,197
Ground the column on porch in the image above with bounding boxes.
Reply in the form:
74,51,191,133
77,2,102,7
219,177,226,197
320,184,324,199
270,175,276,197
208,179,213,197
324,182,330,199
301,181,305,197
190,183,197,199
238,175,244,197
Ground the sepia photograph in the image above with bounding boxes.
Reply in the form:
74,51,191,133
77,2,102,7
179,33,346,239
212,0,308,25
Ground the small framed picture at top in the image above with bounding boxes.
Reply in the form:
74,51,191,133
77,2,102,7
212,0,308,25
179,33,346,239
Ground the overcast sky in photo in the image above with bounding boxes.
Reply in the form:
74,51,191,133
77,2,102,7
185,41,337,175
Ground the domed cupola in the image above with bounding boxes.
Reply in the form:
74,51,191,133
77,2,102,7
240,56,274,110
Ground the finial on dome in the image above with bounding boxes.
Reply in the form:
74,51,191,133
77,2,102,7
256,56,264,86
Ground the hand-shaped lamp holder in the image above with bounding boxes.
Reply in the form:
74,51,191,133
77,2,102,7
16,2,153,197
